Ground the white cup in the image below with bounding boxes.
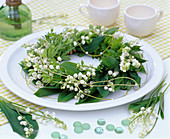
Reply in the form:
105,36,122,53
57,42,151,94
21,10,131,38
79,0,120,26
124,4,163,37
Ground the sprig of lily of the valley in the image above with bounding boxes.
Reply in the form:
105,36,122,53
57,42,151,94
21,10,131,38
20,24,147,104
123,75,170,138
0,96,67,139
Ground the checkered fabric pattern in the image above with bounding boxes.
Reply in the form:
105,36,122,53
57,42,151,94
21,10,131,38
0,0,169,125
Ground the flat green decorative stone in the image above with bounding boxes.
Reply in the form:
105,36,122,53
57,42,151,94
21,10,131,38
60,134,68,139
115,127,124,134
73,121,82,127
51,131,60,138
106,124,115,131
121,119,130,126
95,127,104,134
82,123,91,130
74,127,83,134
97,118,106,125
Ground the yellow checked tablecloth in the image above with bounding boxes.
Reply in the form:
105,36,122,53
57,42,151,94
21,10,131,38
0,0,169,125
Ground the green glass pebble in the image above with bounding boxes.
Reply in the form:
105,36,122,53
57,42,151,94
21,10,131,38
73,121,82,127
106,124,115,131
74,127,83,134
121,119,130,126
82,123,91,130
97,118,106,125
51,131,60,138
95,127,104,134
115,127,124,134
60,134,68,139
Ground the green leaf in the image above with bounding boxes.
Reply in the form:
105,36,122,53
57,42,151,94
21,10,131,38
58,91,76,102
159,93,164,119
97,87,110,97
139,64,146,73
131,46,142,52
132,53,146,63
101,56,119,70
129,71,141,87
128,97,159,112
19,63,29,74
34,86,61,97
0,100,39,139
61,55,70,61
104,27,119,35
89,36,105,53
60,62,79,75
76,36,105,54
95,72,110,97
114,77,123,91
76,88,102,104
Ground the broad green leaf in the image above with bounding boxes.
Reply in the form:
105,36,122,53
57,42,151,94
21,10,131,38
60,62,79,75
132,53,146,63
34,87,61,97
126,80,132,91
101,56,119,70
128,97,159,112
58,91,76,102
114,77,123,91
139,64,146,73
95,73,110,97
76,88,102,104
19,63,29,74
0,100,39,139
76,87,97,104
128,104,146,113
130,46,142,52
97,86,110,97
104,27,119,35
89,36,105,53
129,71,141,87
95,71,108,81
76,36,105,54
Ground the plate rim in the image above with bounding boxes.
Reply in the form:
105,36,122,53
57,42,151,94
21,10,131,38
0,27,164,111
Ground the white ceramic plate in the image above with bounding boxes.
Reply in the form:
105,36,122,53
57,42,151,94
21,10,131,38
0,26,164,111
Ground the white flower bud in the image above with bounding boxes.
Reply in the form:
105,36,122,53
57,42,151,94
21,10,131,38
74,87,78,92
44,111,49,116
104,86,108,90
56,65,60,69
85,36,89,40
81,36,85,40
70,86,74,91
89,32,92,35
81,40,85,45
73,41,77,46
108,88,113,92
24,127,28,132
57,56,62,61
49,65,54,69
17,116,22,120
108,70,113,75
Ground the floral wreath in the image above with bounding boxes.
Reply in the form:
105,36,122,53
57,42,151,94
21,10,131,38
20,25,146,104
